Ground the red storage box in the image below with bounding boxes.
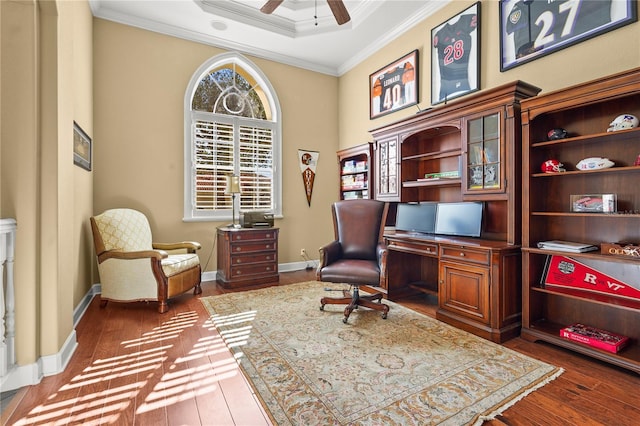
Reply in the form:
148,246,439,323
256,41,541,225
560,323,630,353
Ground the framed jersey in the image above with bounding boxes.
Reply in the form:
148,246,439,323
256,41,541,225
500,0,637,71
431,2,480,106
369,50,419,119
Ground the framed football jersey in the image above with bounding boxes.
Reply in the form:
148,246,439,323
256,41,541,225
369,50,419,119
431,2,480,105
500,0,637,71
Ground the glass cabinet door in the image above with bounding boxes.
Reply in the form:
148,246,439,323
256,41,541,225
465,113,501,192
375,136,400,201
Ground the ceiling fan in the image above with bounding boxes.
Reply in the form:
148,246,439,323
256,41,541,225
260,0,351,25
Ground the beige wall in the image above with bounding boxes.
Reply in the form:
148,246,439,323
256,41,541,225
93,20,338,272
1,0,93,368
338,0,640,148
1,0,639,381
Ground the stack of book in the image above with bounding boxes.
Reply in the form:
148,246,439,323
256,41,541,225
560,323,630,353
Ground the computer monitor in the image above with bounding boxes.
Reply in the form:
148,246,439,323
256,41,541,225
435,202,483,237
395,202,438,234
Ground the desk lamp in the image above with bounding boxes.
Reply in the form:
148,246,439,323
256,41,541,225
225,174,242,228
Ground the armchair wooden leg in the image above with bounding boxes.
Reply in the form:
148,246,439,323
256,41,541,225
99,299,108,309
158,300,168,313
193,283,202,295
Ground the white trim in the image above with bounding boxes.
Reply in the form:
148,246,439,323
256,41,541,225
74,284,101,328
40,331,77,377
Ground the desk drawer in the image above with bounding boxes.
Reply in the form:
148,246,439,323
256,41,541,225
387,240,438,257
440,245,489,265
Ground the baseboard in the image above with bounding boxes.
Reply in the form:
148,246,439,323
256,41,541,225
202,260,314,283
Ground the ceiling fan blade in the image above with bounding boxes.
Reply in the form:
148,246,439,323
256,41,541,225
260,0,284,14
327,0,351,25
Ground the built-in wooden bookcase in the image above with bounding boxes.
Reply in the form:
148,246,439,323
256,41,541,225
337,143,373,200
520,67,640,373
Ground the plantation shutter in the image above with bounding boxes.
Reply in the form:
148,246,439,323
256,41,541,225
193,113,274,212
239,124,273,211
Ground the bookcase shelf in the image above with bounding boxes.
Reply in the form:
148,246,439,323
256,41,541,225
521,67,640,374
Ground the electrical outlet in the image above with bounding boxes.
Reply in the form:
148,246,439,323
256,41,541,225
300,248,306,257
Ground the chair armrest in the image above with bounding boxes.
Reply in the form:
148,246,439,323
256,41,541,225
318,241,341,269
153,241,202,253
97,249,168,264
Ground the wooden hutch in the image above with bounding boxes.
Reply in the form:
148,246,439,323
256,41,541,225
369,81,541,343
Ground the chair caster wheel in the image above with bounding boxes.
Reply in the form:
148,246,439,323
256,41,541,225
320,305,324,311
382,313,388,319
342,317,348,324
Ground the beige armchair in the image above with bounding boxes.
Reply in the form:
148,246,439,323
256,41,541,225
90,208,202,313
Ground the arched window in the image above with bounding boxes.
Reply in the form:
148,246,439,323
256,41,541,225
184,52,282,221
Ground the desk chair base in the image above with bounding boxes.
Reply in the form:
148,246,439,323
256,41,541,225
320,286,389,323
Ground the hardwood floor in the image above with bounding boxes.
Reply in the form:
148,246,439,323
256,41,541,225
4,270,640,425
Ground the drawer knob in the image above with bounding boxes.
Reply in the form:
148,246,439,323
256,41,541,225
236,247,242,252
460,252,465,257
266,244,272,249
236,259,242,263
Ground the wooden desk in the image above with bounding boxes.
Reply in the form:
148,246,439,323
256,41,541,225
384,231,521,343
216,227,279,289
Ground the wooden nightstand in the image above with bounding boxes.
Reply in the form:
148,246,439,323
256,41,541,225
216,227,279,288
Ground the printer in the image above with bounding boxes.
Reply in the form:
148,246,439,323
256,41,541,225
241,211,274,228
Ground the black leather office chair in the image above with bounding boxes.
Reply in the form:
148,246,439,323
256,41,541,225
317,199,389,323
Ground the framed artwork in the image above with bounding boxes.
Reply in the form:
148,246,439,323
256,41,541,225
73,121,91,171
500,0,637,71
431,2,480,105
369,50,418,119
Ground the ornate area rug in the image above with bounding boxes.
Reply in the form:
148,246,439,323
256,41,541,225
201,281,562,425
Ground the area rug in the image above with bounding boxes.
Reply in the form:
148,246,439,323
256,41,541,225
201,281,562,425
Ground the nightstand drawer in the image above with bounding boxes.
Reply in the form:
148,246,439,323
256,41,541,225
230,241,276,253
231,252,276,265
230,229,277,242
231,263,278,278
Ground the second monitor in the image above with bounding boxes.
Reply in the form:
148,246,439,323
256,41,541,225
395,201,483,238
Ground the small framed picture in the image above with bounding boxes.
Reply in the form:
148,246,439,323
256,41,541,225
73,121,91,171
431,2,480,105
571,194,617,213
369,50,418,119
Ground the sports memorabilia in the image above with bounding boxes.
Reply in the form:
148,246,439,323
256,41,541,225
606,114,639,132
547,128,568,140
541,159,565,173
576,157,615,170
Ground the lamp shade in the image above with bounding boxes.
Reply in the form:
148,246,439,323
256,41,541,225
224,175,242,195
